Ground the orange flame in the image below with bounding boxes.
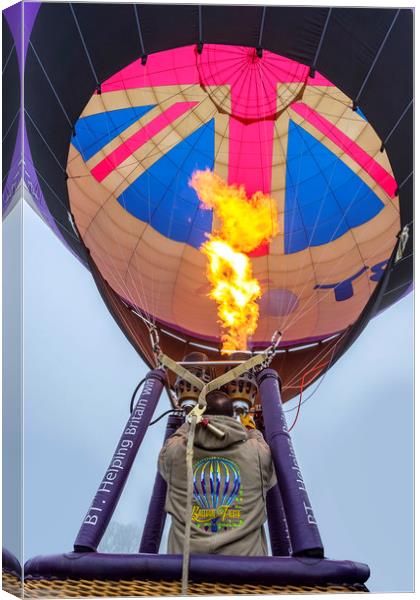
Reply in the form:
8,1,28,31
190,169,278,353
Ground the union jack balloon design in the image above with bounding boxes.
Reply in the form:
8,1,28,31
67,44,399,348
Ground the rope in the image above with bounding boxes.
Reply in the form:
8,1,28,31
69,3,100,89
29,165,85,242
396,170,413,194
284,336,341,414
256,7,266,56
2,108,20,143
133,5,147,64
383,279,413,297
28,41,73,128
2,42,15,75
182,413,198,595
395,224,410,263
381,99,413,150
310,8,332,77
24,110,67,173
288,360,328,431
197,5,203,53
354,9,400,105
287,382,304,432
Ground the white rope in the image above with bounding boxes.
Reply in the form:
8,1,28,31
2,108,20,143
28,41,73,128
2,42,15,75
310,8,332,77
381,99,413,149
25,110,66,173
69,3,100,88
354,9,400,105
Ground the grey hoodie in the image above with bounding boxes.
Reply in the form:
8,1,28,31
158,415,276,556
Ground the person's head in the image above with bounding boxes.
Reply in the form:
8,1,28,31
205,390,234,417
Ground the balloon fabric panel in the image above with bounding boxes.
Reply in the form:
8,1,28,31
66,44,400,349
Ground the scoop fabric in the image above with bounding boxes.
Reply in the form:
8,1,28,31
158,415,276,556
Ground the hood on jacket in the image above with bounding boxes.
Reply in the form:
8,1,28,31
193,415,248,451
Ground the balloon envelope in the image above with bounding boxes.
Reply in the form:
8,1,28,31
19,5,412,398
67,44,400,348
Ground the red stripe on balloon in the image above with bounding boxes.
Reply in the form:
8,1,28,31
91,102,198,182
228,118,275,195
291,102,397,198
101,45,335,93
228,118,275,258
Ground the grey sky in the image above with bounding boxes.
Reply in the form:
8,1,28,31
6,201,412,591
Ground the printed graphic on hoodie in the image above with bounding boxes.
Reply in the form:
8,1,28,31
192,457,244,532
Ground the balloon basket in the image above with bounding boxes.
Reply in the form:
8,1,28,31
2,548,23,598
22,577,368,597
3,367,371,597
21,553,369,597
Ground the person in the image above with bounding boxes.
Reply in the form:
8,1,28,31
158,390,276,556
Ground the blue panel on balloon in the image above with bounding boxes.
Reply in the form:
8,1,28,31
117,120,215,247
284,121,384,254
72,105,155,161
355,107,367,121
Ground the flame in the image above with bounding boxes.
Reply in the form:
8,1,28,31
190,169,278,353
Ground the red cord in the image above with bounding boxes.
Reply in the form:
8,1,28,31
288,377,305,432
287,360,329,432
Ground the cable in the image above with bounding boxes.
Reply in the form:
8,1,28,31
130,378,178,424
287,356,329,431
129,378,146,413
149,409,177,427
287,379,304,432
285,340,340,419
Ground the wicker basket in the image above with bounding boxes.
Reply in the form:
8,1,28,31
2,571,23,598
20,577,368,598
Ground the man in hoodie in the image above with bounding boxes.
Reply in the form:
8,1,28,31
158,390,276,556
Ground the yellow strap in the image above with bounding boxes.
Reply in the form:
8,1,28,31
181,415,197,595
159,352,266,410
176,352,266,595
158,353,205,390
196,353,266,406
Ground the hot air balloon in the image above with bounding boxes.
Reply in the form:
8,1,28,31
3,2,412,596
19,5,412,403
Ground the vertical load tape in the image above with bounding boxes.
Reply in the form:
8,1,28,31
257,369,324,557
74,369,166,552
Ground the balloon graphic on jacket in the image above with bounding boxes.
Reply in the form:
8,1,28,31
192,457,242,533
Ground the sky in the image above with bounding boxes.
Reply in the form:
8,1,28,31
3,200,414,592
